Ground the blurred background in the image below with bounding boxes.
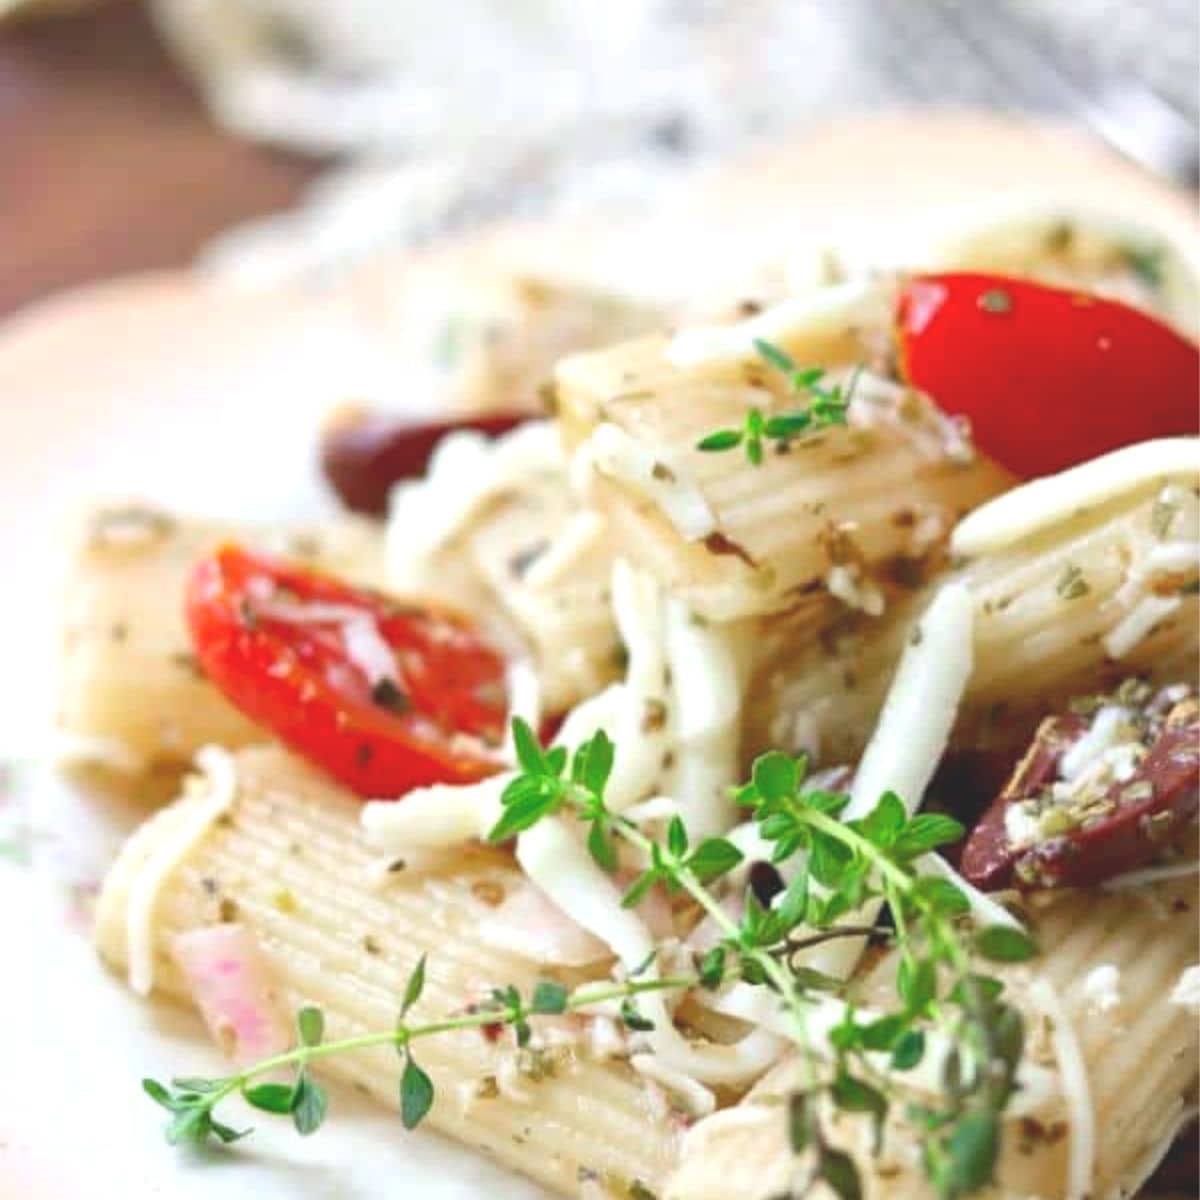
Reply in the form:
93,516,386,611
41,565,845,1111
1,0,1197,318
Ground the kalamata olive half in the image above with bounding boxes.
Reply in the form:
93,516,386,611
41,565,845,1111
961,697,1199,890
320,408,529,517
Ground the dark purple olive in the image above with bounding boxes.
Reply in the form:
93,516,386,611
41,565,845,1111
320,408,529,517
962,699,1199,890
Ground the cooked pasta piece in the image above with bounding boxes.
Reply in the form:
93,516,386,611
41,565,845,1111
351,256,665,419
382,419,625,713
57,507,384,773
667,878,1199,1200
463,500,621,714
57,497,619,784
554,288,1012,621
747,455,1200,763
94,746,681,1197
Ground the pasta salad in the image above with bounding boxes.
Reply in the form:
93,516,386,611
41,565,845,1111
60,208,1199,1200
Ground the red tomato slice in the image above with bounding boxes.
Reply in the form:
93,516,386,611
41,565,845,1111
897,272,1200,478
187,545,508,797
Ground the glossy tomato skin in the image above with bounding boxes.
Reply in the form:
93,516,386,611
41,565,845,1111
187,545,508,798
897,273,1200,478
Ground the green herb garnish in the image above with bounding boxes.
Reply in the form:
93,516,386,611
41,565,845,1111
1122,242,1165,289
144,722,1032,1200
696,339,860,465
977,288,1013,314
143,966,692,1145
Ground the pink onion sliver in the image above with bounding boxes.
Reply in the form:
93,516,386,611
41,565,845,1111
171,924,292,1066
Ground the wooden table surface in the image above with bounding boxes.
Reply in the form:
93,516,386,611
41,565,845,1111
0,1,321,318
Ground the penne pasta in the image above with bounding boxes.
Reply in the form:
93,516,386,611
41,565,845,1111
57,507,385,774
553,290,1013,622
66,211,1200,1200
747,469,1200,764
94,746,681,1197
350,257,665,420
56,498,621,784
666,878,1200,1200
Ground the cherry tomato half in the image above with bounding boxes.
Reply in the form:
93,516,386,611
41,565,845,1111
187,545,508,797
897,273,1199,478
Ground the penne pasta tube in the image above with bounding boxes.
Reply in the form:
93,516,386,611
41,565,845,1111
553,287,1013,622
460,491,623,715
94,746,681,1197
666,878,1200,1200
348,256,664,420
747,460,1200,764
381,418,626,714
57,506,384,775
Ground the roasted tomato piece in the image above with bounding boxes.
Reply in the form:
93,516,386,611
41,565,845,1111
896,273,1200,478
961,684,1199,890
321,408,529,516
187,545,508,797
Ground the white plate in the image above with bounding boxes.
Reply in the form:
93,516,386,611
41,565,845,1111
1,114,1193,1199
0,274,551,1200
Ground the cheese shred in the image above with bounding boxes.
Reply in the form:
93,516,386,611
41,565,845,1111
125,746,239,996
1030,978,1095,1200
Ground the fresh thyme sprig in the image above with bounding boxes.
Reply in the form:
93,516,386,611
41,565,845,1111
734,751,1036,1199
486,724,1035,1200
696,339,861,465
486,720,827,1100
145,721,1034,1200
143,966,693,1146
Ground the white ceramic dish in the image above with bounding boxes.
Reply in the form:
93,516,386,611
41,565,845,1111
0,275,551,1200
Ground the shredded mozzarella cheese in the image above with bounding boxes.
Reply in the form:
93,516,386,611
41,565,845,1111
340,613,401,688
502,658,542,764
803,582,1019,978
517,818,654,966
251,598,401,689
478,879,611,967
704,981,1058,1117
951,438,1199,557
1081,964,1122,1013
678,1103,779,1158
362,773,511,849
664,280,883,368
603,560,672,812
386,420,560,588
846,582,974,820
661,597,745,838
1031,979,1095,1200
574,424,716,541
126,746,238,996
1103,859,1200,890
517,817,786,1086
629,1055,716,1117
1059,706,1133,780
521,510,609,590
1169,965,1200,1013
825,563,886,616
1145,540,1200,573
1103,594,1182,658
917,854,1024,930
53,731,147,775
